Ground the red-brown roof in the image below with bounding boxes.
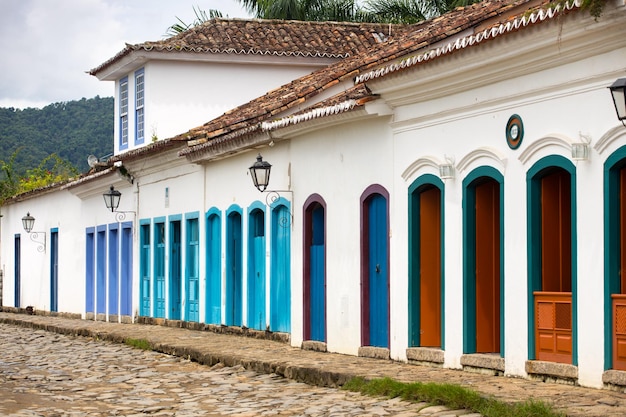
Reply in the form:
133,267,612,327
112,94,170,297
89,19,409,76
178,0,572,157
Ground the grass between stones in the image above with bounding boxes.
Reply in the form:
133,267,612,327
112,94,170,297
124,338,152,350
342,377,565,417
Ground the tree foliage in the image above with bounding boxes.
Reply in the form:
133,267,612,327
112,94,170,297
0,96,113,203
0,96,113,178
237,0,480,22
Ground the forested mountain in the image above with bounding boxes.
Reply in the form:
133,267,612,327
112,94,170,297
0,96,113,176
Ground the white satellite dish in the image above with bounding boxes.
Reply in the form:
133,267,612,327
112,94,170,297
87,155,99,168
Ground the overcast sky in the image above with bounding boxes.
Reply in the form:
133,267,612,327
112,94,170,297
0,0,252,109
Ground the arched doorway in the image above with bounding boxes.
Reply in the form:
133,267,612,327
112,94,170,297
528,156,577,365
361,185,390,349
303,195,326,342
463,168,503,355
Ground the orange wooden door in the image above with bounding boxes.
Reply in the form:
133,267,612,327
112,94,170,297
621,167,626,292
419,186,441,347
541,170,571,293
536,169,572,363
474,180,500,353
613,167,626,370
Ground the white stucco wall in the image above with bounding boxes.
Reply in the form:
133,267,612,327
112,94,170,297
113,60,322,156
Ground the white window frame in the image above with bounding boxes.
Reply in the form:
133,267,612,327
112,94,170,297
135,68,145,145
119,77,129,149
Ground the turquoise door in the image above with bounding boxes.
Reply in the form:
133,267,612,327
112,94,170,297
362,191,389,348
248,207,266,330
169,219,182,320
226,209,242,326
206,210,221,324
50,229,58,312
154,221,166,318
140,222,151,316
186,216,199,322
270,202,291,333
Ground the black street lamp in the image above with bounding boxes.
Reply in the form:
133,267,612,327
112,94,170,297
609,78,626,126
249,153,272,192
103,185,122,212
21,212,35,233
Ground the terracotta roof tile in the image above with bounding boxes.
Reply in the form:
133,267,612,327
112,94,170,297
89,19,408,76
178,0,581,158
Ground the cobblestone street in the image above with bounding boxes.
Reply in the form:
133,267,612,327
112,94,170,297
0,323,478,416
4,312,626,416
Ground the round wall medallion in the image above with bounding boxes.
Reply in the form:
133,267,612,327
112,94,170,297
506,114,524,150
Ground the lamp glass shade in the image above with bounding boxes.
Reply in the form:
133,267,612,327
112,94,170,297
22,212,35,233
103,185,122,212
609,78,626,121
249,153,272,192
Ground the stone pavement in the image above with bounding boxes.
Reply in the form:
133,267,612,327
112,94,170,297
1,312,626,416
0,324,469,416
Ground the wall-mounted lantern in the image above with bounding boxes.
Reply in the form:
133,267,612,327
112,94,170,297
248,153,292,227
249,153,272,192
609,78,626,126
103,185,134,222
21,212,46,253
103,185,122,212
571,133,591,161
439,155,455,180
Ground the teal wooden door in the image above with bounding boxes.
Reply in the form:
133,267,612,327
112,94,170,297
206,211,221,324
270,202,291,333
140,223,151,317
248,208,266,330
169,219,182,320
226,209,242,326
186,217,199,322
154,222,166,318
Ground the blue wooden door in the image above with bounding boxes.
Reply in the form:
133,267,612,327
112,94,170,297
206,212,221,324
50,229,58,312
120,224,133,317
169,220,182,320
270,203,291,333
108,226,119,317
14,235,21,308
367,194,389,348
248,209,266,330
96,227,107,316
140,223,151,316
309,204,325,341
154,222,166,318
226,211,242,326
186,217,199,322
85,229,94,314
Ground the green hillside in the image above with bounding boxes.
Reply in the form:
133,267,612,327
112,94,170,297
0,96,113,177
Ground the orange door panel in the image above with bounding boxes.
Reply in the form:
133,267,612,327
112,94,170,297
474,180,500,353
419,187,441,347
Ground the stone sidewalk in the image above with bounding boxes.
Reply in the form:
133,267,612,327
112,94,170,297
1,312,625,416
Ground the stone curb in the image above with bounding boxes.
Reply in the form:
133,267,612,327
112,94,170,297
0,315,353,389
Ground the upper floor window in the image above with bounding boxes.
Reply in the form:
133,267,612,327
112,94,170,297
135,69,144,145
119,77,129,149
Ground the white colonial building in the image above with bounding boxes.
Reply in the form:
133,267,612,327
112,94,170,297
1,0,626,390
